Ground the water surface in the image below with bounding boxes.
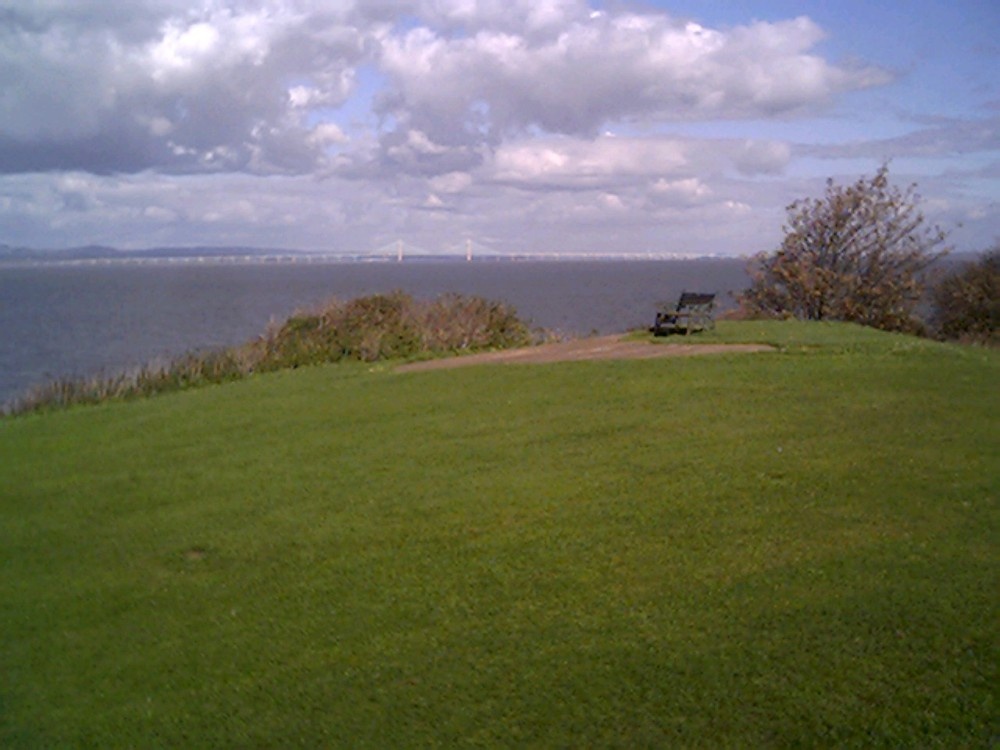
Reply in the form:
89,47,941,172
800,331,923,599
0,259,750,405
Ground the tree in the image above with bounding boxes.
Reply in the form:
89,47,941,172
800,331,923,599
742,163,949,332
931,246,999,343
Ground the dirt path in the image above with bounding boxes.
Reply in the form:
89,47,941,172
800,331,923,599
396,335,774,372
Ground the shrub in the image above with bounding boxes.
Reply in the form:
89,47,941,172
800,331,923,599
340,292,424,361
420,293,532,351
741,163,949,333
258,291,531,367
931,247,1000,343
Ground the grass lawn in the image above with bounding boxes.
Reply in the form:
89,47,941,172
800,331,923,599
1,321,997,747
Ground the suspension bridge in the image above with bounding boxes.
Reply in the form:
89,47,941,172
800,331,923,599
365,238,503,262
2,239,702,267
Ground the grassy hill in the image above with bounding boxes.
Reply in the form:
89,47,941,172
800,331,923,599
1,321,996,747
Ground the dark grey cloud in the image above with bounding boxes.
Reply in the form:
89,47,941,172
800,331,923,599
0,1,367,175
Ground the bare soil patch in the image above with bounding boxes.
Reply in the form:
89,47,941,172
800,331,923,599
397,335,774,372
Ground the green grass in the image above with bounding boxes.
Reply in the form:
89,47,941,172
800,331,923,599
2,322,997,747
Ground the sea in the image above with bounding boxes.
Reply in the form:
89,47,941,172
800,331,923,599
0,258,750,407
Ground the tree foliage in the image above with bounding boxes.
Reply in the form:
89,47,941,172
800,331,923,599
931,247,999,343
742,163,948,332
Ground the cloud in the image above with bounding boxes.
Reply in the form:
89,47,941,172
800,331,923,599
0,2,889,177
308,123,350,147
377,128,485,176
415,0,590,35
488,135,791,188
734,140,792,175
429,171,473,193
376,13,891,145
0,1,367,174
650,177,713,206
802,115,1000,159
0,169,373,249
490,136,689,186
8,2,994,258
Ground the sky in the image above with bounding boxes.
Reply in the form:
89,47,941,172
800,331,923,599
1,0,997,257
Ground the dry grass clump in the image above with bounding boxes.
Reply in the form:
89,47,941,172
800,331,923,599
4,291,532,416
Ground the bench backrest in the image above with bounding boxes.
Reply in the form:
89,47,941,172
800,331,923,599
676,292,715,310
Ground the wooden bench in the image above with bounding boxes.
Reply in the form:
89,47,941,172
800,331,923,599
651,292,716,335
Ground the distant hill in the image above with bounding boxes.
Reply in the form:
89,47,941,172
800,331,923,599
0,244,300,264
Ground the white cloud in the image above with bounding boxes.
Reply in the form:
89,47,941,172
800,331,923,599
423,193,447,209
429,171,473,193
416,0,589,34
402,130,450,156
377,12,891,144
143,205,178,222
0,2,887,177
491,137,689,185
651,178,713,205
289,86,320,107
598,192,627,212
309,123,349,146
0,2,992,257
147,20,224,79
488,135,791,188
723,200,753,216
